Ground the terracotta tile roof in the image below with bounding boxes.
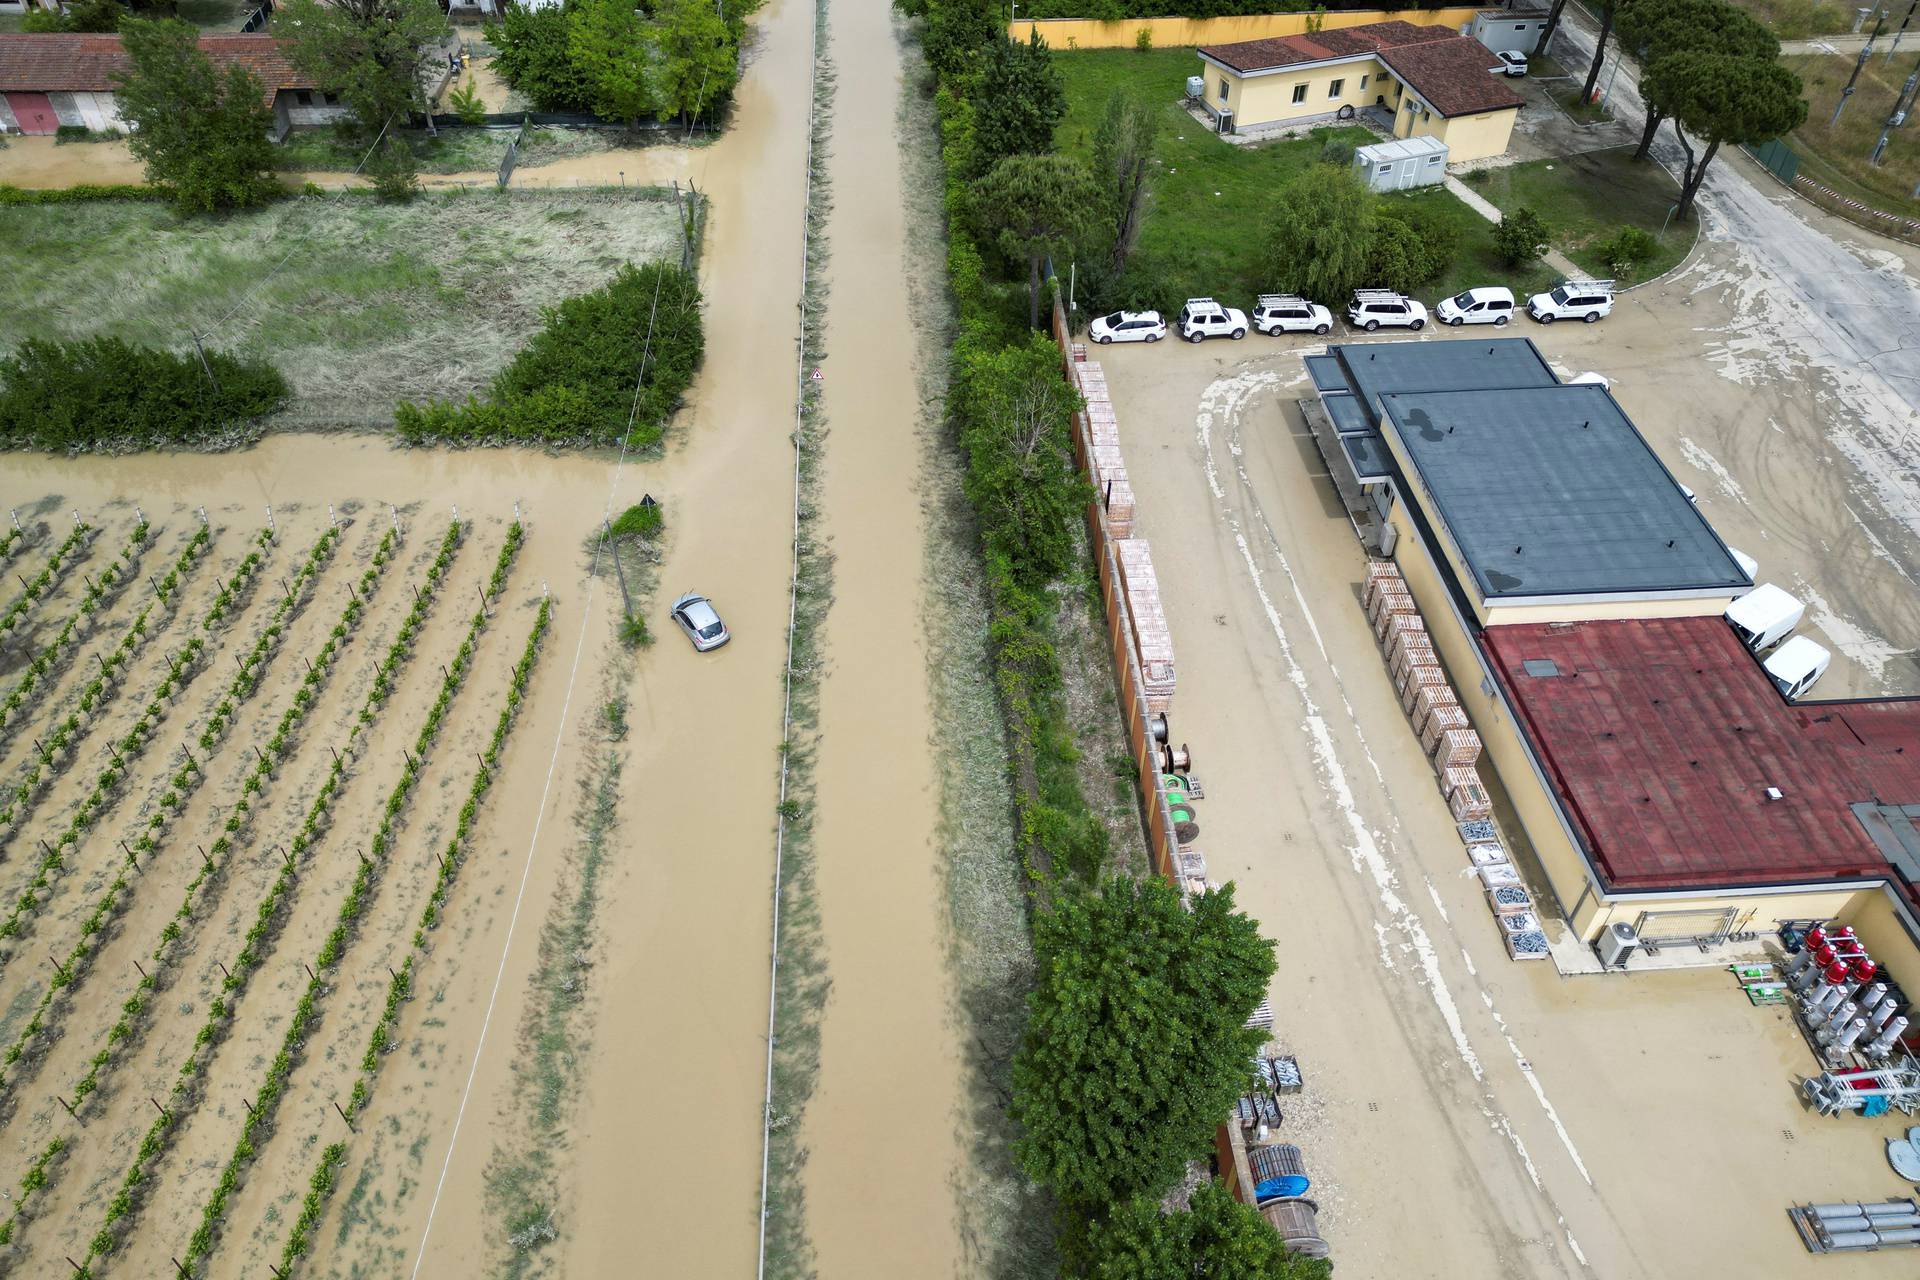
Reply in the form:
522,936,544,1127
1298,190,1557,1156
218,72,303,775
1381,36,1524,117
1199,21,1453,73
0,33,314,109
1483,616,1920,905
1199,19,1521,119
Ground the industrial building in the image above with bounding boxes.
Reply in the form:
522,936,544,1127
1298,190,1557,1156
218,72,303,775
1303,338,1920,995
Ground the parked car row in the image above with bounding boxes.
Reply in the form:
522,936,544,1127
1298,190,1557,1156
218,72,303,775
1088,280,1615,345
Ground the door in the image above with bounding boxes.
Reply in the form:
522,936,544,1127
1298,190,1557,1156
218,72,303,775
5,93,58,135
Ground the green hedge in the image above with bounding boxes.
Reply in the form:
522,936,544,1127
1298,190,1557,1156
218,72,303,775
0,184,166,205
0,336,287,453
395,261,703,450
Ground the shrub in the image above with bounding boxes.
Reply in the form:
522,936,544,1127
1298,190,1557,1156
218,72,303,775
1319,136,1355,167
1368,203,1457,292
1262,164,1376,302
0,336,287,452
448,80,487,126
1493,204,1550,268
396,262,703,450
1595,224,1658,277
486,4,594,111
609,500,665,540
1133,25,1152,51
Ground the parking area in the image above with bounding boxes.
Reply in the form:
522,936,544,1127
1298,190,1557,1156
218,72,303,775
1088,230,1920,1275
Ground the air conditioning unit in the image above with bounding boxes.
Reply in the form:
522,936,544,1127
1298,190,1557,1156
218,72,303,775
1217,109,1234,135
1597,922,1638,969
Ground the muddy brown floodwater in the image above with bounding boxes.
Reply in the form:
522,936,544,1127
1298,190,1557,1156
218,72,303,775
797,2,966,1278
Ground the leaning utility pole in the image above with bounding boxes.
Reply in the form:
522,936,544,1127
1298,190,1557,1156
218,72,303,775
1835,19,1887,127
1870,61,1920,163
1888,0,1919,62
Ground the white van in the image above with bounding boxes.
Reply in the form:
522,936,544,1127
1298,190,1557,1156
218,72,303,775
1765,635,1831,700
1724,583,1803,653
1435,286,1516,327
1528,279,1614,324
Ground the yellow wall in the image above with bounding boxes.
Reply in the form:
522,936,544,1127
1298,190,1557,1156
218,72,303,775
1385,494,1907,948
1483,590,1740,626
1840,890,1920,1001
1011,9,1480,50
1424,106,1520,163
1209,54,1395,127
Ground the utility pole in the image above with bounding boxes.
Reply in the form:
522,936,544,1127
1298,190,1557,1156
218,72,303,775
1871,63,1920,162
1835,19,1887,127
1889,0,1919,62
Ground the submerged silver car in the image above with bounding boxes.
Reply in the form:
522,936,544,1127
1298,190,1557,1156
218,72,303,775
671,592,730,651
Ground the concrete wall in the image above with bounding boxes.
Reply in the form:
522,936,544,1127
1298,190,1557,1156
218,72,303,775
1207,53,1396,127
1011,8,1481,50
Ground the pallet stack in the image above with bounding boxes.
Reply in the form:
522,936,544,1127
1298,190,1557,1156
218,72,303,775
1118,538,1177,714
1076,362,1136,538
1363,562,1542,961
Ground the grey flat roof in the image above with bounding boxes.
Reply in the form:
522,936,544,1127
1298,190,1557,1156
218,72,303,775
1380,385,1752,599
1334,337,1557,422
1343,433,1391,480
1324,392,1372,435
1306,354,1350,393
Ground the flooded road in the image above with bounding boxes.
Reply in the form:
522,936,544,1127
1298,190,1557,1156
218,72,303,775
797,3,965,1277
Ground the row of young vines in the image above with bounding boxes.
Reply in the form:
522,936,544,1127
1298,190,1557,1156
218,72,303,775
0,517,157,723
178,523,526,1271
0,521,91,637
0,522,204,837
277,589,553,1274
70,525,419,1271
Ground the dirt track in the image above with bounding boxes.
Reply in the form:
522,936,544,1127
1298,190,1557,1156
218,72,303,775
1089,225,1920,1274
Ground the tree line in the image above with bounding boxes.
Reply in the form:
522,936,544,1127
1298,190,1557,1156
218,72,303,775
900,0,1319,1271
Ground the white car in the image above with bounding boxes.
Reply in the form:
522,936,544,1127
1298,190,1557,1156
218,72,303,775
1177,297,1249,342
1089,310,1166,344
1252,294,1333,336
1435,285,1516,327
670,592,730,652
1347,289,1428,331
1493,50,1528,77
1528,279,1614,324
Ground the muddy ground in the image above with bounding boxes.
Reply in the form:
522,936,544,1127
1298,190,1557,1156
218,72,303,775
1086,220,1920,1277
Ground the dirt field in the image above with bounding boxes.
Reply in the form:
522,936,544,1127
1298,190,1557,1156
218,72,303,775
1086,222,1920,1275
0,192,680,429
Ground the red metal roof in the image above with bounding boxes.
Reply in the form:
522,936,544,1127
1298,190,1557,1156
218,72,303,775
0,33,313,109
1482,616,1920,896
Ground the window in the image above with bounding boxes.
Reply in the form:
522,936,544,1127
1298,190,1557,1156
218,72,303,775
295,89,313,106
1377,163,1393,174
1328,78,1344,98
1515,22,1527,29
1359,74,1369,90
1292,83,1308,104
1218,78,1229,103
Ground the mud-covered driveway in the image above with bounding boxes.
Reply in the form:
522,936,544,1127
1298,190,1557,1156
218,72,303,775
1088,253,1920,1274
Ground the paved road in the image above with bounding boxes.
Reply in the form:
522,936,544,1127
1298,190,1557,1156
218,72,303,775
1556,12,1920,540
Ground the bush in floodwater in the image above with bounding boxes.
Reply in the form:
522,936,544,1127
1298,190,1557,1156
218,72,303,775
395,261,704,451
608,499,665,540
0,335,288,452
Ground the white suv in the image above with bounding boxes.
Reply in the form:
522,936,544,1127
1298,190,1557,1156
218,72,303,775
1177,297,1249,342
1528,279,1614,324
1252,294,1333,336
1435,285,1515,326
1089,310,1167,344
1347,289,1428,331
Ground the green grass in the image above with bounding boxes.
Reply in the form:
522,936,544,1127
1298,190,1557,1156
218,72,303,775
1781,53,1920,220
1467,146,1696,283
174,0,253,28
1532,53,1616,124
1055,47,1378,305
0,191,680,429
1728,0,1854,38
276,126,513,176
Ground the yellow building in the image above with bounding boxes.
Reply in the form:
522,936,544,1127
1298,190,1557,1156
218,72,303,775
1306,339,1920,996
1197,20,1521,163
